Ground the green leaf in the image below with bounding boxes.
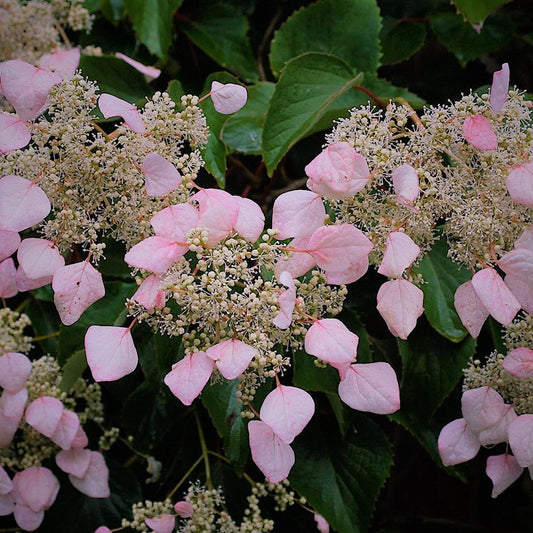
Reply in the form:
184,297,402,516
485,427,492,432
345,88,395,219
124,0,183,59
380,17,427,65
25,299,61,355
290,416,393,533
430,12,514,67
98,0,124,24
181,4,258,82
166,79,185,102
413,234,471,342
293,349,339,393
221,82,275,155
452,0,511,24
79,55,152,106
269,0,381,78
261,52,363,175
60,350,87,392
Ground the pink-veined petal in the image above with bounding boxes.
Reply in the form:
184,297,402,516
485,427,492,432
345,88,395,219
273,271,296,329
234,196,265,243
438,418,480,466
505,274,533,315
38,48,80,78
502,347,533,379
56,448,92,478
259,385,315,444
132,274,167,310
461,386,506,433
377,232,420,278
324,254,369,285
0,494,13,516
13,504,43,531
115,53,161,81
392,164,419,208
376,279,424,339
95,527,112,533
0,410,18,446
206,339,257,380
314,514,330,533
125,236,187,274
0,229,20,261
12,467,59,512
17,238,64,280
463,115,497,150
0,258,17,298
274,236,316,280
71,426,89,449
141,153,182,197
506,161,533,208
0,352,31,393
486,454,523,498
15,266,48,292
515,225,533,251
0,466,12,496
85,326,138,382
498,248,533,284
150,203,198,242
454,280,490,338
478,404,517,446
25,396,63,437
98,93,146,134
174,501,194,517
248,420,295,483
69,451,110,498
145,514,176,533
490,63,510,115
508,414,533,468
0,175,50,232
50,409,80,450
0,388,27,421
0,113,30,153
210,81,247,114
164,352,214,405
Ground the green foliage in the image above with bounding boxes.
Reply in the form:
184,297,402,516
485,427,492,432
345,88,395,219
452,0,511,24
380,17,427,65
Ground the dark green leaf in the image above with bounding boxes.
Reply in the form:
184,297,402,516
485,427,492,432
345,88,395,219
413,234,471,342
181,4,258,82
25,299,61,355
290,416,393,533
166,79,185,102
60,349,87,392
293,349,339,393
452,0,511,24
269,0,381,78
262,53,363,175
98,0,124,24
380,17,427,65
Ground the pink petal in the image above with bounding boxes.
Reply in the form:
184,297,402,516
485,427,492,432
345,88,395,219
0,388,28,421
69,451,110,498
498,248,533,283
490,63,510,115
234,196,265,243
376,279,424,339
338,362,400,414
508,414,533,467
95,527,112,533
164,352,214,405
98,93,146,134
505,274,533,314
305,142,370,200
150,203,198,242
454,280,489,338
39,48,81,78
274,236,316,279
56,448,92,478
141,153,182,197
461,386,506,433
115,52,161,81
15,266,48,292
0,258,18,298
438,418,480,466
506,161,533,207
0,352,31,393
377,232,420,278
0,113,31,153
52,261,105,326
0,229,20,261
478,404,517,446
486,454,523,498
314,514,330,533
259,385,315,444
206,339,257,380
145,514,176,533
392,164,419,208
0,465,12,496
12,466,59,512
462,115,497,150
248,420,295,483
471,268,520,326
304,318,358,377
502,347,533,379
210,81,247,114
0,60,61,120
515,225,533,251
50,409,80,450
13,504,44,531
0,175,50,232
17,238,64,280
174,501,194,517
71,426,89,449
25,396,64,437
132,274,166,310
0,494,14,516
124,236,187,274
0,409,18,446
85,325,138,382
273,271,296,329
272,190,325,240
324,254,369,285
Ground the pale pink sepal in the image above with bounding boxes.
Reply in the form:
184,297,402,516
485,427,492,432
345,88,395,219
69,451,110,498
274,236,316,280
505,274,533,315
0,175,50,232
17,238,64,280
124,236,187,274
305,142,370,200
0,494,13,515
95,527,112,533
0,410,18,446
461,386,506,433
486,454,523,498
71,426,89,449
376,279,424,340
0,258,18,298
174,501,194,517
508,414,533,468
515,225,533,251
13,504,44,531
141,153,182,197
471,268,520,326
0,113,31,153
25,396,63,437
11,466,59,512
115,53,161,81
392,164,419,209
506,161,533,207
56,448,92,478
15,266,49,292
377,232,420,278
52,261,105,326
151,203,198,242
502,347,533,379
462,115,497,150
0,388,27,421
273,271,296,329
145,514,176,533
498,248,533,284
85,325,138,382
259,385,315,444
0,466,12,495
272,190,325,240
164,352,214,405
210,81,247,114
39,48,81,79
0,60,61,120
98,93,146,134
248,420,295,483
324,255,369,285
437,418,480,466
0,352,31,393
132,274,166,310
50,409,80,450
234,196,265,243
490,63,510,115
478,404,517,446
206,339,257,380
454,280,489,338
0,229,20,261
314,514,330,533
